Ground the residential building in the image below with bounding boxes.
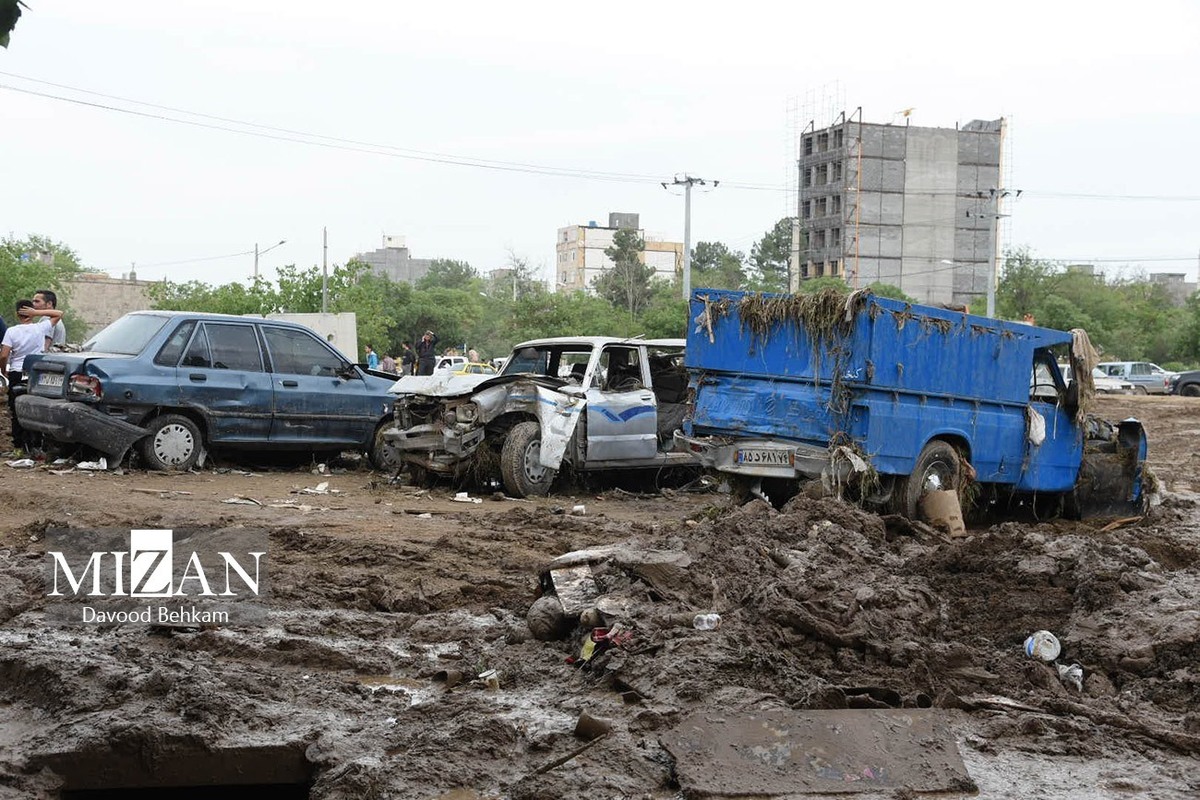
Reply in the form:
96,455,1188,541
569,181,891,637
556,212,684,293
1149,272,1198,306
797,115,1004,309
353,235,433,285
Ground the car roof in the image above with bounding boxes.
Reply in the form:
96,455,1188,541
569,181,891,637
511,336,686,349
127,310,316,330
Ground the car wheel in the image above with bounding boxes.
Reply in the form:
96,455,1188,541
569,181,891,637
139,414,202,471
1134,386,1148,396
1182,384,1200,397
894,439,964,520
370,423,402,472
500,420,555,497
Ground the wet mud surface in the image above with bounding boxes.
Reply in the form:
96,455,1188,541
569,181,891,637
1,395,1199,798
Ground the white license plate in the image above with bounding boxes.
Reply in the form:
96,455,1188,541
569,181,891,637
39,373,64,388
736,447,794,466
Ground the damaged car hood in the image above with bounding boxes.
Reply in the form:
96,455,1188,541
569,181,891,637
388,372,576,399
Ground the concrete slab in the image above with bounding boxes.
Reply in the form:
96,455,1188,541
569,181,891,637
661,709,974,797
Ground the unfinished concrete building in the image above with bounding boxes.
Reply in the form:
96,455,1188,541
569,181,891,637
797,115,1004,309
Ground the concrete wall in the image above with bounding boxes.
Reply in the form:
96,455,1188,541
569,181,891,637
250,312,359,362
59,274,157,341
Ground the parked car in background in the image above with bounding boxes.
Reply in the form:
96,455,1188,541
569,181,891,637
1097,361,1174,395
1168,369,1200,396
434,355,468,373
453,362,498,376
17,311,400,470
1061,365,1135,395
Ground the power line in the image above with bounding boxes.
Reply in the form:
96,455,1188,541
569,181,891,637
136,249,255,268
0,74,669,186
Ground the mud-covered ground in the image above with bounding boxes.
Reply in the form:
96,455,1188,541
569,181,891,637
1,395,1199,798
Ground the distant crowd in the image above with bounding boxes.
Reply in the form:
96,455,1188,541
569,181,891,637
363,330,491,377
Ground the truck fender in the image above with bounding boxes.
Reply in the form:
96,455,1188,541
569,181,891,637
534,385,586,470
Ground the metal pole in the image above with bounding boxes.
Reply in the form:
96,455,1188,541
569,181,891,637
253,243,259,280
682,180,693,301
322,227,329,314
986,205,998,318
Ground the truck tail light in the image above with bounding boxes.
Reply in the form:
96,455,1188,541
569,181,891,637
68,374,103,399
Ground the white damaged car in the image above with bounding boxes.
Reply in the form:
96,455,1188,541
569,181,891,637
383,337,695,496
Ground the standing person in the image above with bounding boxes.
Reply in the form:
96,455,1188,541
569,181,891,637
467,348,480,364
379,351,396,373
364,344,379,370
416,330,439,376
32,289,66,350
400,341,416,375
1,300,63,453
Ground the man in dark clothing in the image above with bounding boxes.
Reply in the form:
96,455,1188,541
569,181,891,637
415,330,439,376
400,341,417,375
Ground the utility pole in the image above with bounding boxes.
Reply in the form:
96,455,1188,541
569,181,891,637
254,239,286,283
663,175,718,300
322,227,329,314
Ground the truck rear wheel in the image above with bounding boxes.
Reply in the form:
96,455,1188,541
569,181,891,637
500,421,555,497
1181,384,1200,397
896,439,963,520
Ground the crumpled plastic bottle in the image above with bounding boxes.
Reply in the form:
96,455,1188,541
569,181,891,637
693,613,722,630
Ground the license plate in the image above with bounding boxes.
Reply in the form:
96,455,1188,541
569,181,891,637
39,373,64,388
736,447,794,466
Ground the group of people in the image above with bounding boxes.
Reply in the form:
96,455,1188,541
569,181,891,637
365,331,480,377
0,290,66,453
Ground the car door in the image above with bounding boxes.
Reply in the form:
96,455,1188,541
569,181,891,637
584,344,657,461
262,325,387,446
1018,353,1083,492
178,321,274,442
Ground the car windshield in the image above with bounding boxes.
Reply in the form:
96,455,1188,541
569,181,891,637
81,314,171,355
500,344,594,378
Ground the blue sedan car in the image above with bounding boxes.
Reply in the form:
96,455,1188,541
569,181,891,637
17,311,399,470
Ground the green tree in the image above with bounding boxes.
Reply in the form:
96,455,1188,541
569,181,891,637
417,259,479,292
639,279,688,339
148,277,280,316
748,218,795,292
593,229,654,320
1,235,84,329
0,0,27,48
690,241,746,290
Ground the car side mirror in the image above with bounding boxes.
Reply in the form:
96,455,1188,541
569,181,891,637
337,364,360,381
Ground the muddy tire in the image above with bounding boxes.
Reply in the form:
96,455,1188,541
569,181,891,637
369,423,402,472
1134,385,1148,396
139,414,202,471
1181,384,1200,397
500,421,554,497
895,439,962,520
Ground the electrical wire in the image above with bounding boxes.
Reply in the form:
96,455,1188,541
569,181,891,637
135,249,257,268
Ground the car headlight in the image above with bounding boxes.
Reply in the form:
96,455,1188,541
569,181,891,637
456,402,479,423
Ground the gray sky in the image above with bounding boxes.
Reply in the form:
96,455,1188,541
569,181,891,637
3,1,1198,287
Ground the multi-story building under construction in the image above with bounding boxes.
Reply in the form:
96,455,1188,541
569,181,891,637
797,114,1004,310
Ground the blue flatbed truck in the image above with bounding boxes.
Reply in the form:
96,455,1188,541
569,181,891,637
675,288,1149,518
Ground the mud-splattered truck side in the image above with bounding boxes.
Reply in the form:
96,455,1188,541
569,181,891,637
675,288,1149,518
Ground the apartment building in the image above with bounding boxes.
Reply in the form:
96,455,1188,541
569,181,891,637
798,116,1004,309
555,212,683,293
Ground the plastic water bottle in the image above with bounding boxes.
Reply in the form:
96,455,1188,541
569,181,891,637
693,613,722,630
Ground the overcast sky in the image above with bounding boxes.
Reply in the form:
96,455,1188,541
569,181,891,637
3,1,1198,288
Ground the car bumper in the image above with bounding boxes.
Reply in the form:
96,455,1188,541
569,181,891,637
383,423,486,474
673,431,833,479
15,395,149,458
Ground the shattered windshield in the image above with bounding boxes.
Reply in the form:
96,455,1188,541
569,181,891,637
82,314,171,355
